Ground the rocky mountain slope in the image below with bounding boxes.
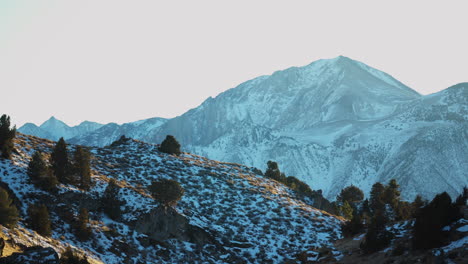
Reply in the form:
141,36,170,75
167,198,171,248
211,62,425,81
0,134,343,263
19,56,468,201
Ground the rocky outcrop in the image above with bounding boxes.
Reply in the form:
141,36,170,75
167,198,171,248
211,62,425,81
0,246,59,264
135,206,214,245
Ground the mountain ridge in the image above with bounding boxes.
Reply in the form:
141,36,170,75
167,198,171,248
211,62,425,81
18,57,468,201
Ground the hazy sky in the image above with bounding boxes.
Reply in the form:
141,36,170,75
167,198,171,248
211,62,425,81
1,1,467,127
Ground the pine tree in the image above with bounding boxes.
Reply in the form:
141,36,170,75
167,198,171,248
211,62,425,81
383,179,401,209
0,114,16,159
27,151,58,190
28,204,52,236
411,194,426,217
369,182,385,214
337,185,364,205
73,146,91,190
0,187,19,228
101,179,124,220
149,179,185,207
340,200,354,220
342,208,364,238
158,135,181,156
413,192,460,249
360,209,392,253
264,161,287,182
75,208,92,241
50,138,71,184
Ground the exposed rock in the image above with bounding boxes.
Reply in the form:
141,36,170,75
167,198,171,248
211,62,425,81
135,206,214,245
0,246,59,264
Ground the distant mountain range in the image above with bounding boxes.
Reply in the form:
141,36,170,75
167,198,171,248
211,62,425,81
19,56,468,201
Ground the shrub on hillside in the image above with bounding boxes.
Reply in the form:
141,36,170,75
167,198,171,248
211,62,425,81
75,208,92,241
27,151,58,190
28,203,52,237
60,246,90,264
0,187,19,228
0,114,16,159
101,178,124,220
158,135,181,156
149,179,184,207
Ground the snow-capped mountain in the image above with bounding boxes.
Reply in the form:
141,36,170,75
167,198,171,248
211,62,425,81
19,56,468,201
68,117,168,147
143,57,467,201
19,116,104,141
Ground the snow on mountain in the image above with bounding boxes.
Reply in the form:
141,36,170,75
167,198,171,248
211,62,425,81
68,117,168,147
143,57,466,201
19,56,468,201
0,134,343,263
18,117,104,141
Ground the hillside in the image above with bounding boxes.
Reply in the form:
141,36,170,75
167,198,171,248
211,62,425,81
0,134,343,263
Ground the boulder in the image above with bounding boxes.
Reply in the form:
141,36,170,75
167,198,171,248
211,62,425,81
135,206,214,245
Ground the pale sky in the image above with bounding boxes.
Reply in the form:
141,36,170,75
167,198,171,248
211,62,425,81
1,1,467,127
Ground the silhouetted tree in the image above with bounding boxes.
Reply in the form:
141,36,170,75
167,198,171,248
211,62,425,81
413,192,460,249
337,185,364,205
360,209,392,253
101,179,124,220
369,182,385,214
411,195,426,218
149,179,184,207
0,114,16,159
27,151,58,190
264,161,287,182
50,138,71,184
383,179,401,210
28,204,52,236
158,135,181,155
0,187,19,228
342,208,364,238
73,146,91,190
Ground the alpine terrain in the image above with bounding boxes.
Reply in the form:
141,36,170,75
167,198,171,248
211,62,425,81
19,56,468,201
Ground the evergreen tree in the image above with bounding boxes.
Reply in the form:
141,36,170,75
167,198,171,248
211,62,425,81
75,208,92,241
101,179,124,220
361,199,371,219
0,187,19,228
340,200,354,220
411,194,426,218
149,179,185,207
158,135,181,156
342,208,364,238
337,185,364,205
369,182,385,213
28,204,52,236
360,209,392,253
50,138,71,184
413,192,460,249
73,146,91,190
27,151,58,190
454,187,467,207
264,161,287,182
0,114,16,159
382,179,401,209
